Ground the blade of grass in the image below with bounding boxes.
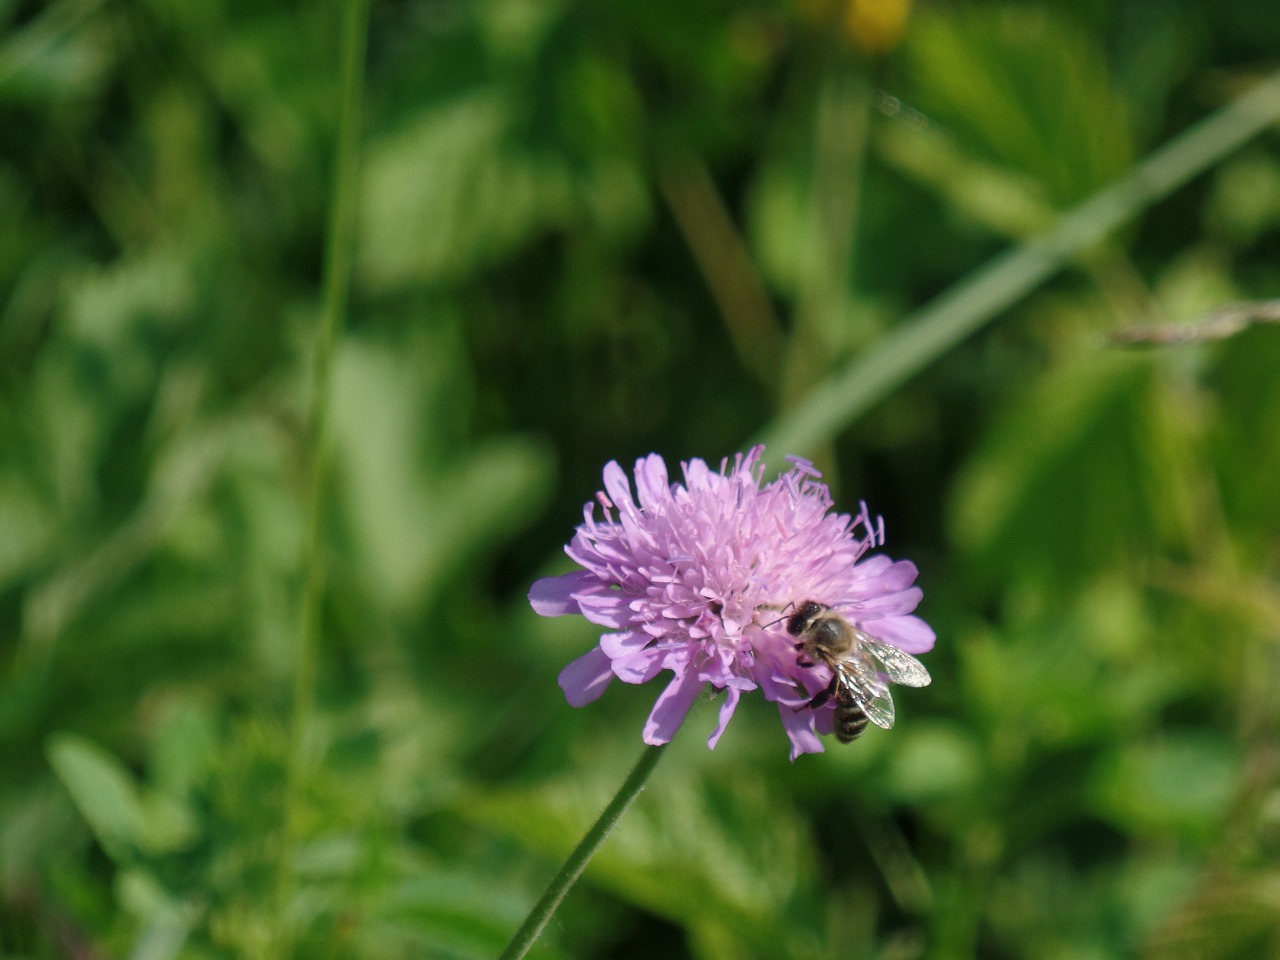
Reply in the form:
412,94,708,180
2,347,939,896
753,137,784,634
273,0,371,954
756,68,1280,462
659,154,784,389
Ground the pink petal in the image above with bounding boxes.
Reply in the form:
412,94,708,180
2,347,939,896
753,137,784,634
813,706,835,735
573,591,631,628
868,615,936,654
529,572,597,616
599,630,651,659
706,686,742,749
858,585,923,616
611,648,668,684
682,457,710,490
602,461,636,515
849,554,893,579
843,560,917,598
558,647,615,706
642,670,705,745
634,454,670,513
777,704,825,761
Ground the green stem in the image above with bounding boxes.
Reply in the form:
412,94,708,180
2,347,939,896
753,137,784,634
275,0,370,952
498,744,667,960
758,67,1280,461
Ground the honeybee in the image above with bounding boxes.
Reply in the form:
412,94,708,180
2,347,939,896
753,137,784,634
787,600,931,743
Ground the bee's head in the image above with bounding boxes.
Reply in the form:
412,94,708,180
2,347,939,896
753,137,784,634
786,600,828,636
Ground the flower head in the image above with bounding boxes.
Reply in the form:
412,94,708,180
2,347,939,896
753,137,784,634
529,447,934,759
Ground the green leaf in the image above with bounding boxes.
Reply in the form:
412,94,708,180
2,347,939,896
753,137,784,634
118,868,197,960
1090,734,1242,840
885,721,983,803
905,6,1133,206
948,353,1164,590
366,866,575,960
148,699,219,802
332,335,554,615
47,732,149,861
46,733,198,860
357,93,572,290
0,0,114,103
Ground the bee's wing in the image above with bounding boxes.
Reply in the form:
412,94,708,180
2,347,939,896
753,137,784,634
859,632,932,688
834,662,896,730
858,688,897,730
839,650,887,696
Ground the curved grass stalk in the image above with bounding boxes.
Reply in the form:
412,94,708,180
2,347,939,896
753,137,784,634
757,68,1280,461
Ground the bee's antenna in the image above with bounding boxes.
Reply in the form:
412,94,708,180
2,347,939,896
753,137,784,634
760,600,797,629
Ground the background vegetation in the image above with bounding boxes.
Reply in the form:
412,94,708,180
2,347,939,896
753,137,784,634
2,0,1279,957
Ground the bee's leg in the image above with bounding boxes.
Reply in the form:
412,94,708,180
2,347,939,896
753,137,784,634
793,675,838,713
806,687,832,710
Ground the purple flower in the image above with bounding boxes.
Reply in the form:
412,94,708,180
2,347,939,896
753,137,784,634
529,447,934,760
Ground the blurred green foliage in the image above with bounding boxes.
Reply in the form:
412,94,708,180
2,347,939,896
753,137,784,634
3,0,1280,958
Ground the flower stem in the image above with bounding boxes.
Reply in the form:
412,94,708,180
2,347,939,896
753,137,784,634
498,744,667,960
